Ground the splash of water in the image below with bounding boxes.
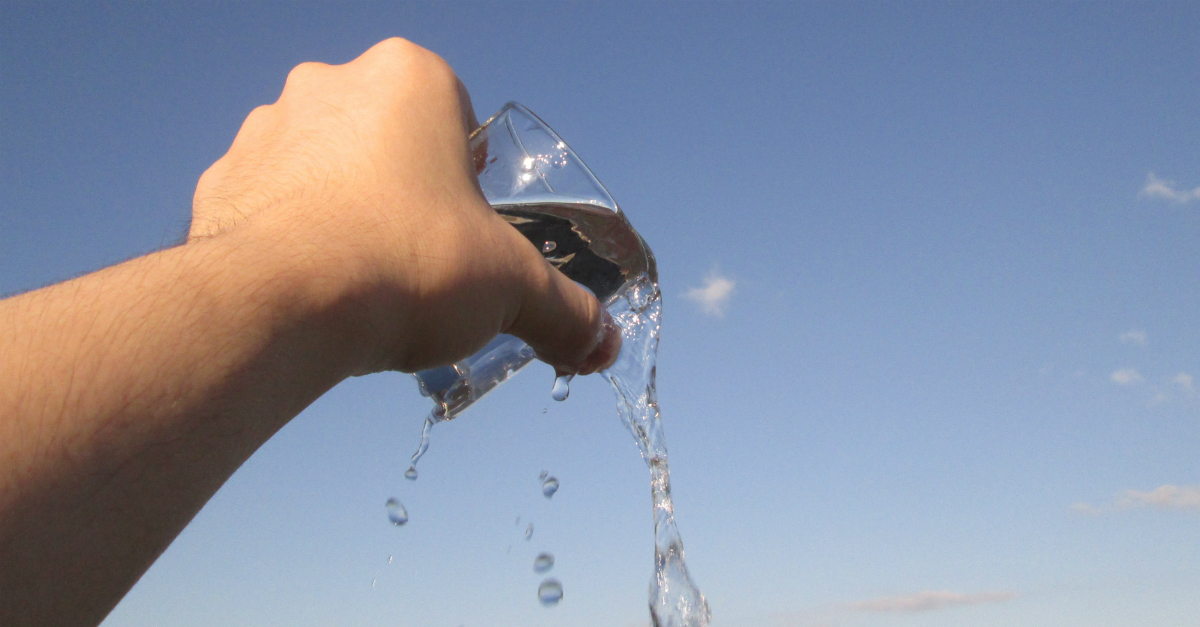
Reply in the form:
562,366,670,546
603,275,710,627
396,273,708,623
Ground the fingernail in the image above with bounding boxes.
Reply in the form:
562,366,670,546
574,310,621,375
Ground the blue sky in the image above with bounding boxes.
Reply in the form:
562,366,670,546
2,2,1199,626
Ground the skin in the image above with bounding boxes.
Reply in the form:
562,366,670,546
0,38,619,627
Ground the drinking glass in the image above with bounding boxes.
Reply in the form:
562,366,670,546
413,102,653,420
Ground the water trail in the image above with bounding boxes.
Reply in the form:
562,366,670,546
603,275,710,627
405,412,439,476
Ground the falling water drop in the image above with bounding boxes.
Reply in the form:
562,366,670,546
387,555,393,564
404,466,418,480
551,374,574,401
538,579,564,606
539,470,548,481
524,523,534,540
385,498,408,526
533,552,555,573
542,240,557,253
541,477,560,499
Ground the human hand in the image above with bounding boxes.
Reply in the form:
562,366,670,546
189,38,619,376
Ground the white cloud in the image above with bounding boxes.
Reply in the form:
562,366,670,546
1073,484,1200,515
1115,485,1200,511
1119,329,1147,346
1110,368,1143,385
846,590,1018,613
686,269,735,317
1140,173,1200,204
1174,372,1194,393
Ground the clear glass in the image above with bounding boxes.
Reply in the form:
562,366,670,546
413,102,653,420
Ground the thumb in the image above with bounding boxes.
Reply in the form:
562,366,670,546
504,249,622,376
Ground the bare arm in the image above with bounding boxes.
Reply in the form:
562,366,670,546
0,38,617,627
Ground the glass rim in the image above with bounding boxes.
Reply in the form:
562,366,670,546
472,101,619,213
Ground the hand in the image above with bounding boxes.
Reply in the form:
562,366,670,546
189,38,619,375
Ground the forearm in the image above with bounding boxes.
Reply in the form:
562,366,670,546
0,228,366,626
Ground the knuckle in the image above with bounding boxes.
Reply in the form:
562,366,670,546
360,38,464,107
245,104,273,123
371,36,417,57
416,52,459,92
283,61,328,90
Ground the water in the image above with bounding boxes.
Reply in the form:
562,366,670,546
541,477,560,499
524,523,534,541
407,415,436,473
537,579,564,606
404,201,650,474
385,498,408,526
400,202,707,624
551,374,572,401
533,552,555,573
602,275,711,627
505,205,708,626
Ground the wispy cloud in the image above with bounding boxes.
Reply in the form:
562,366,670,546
1116,485,1200,511
1140,173,1200,204
1119,329,1148,346
1073,484,1200,514
844,590,1018,613
772,590,1019,627
1174,372,1194,394
686,268,735,317
1110,368,1143,385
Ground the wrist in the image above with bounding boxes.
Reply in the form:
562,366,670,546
194,221,392,383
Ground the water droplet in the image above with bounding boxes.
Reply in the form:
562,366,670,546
404,466,418,480
542,240,557,253
538,578,563,606
539,470,548,481
542,476,559,499
371,578,376,588
387,555,393,564
385,497,408,526
551,374,574,401
524,523,534,540
542,407,548,414
533,552,555,573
